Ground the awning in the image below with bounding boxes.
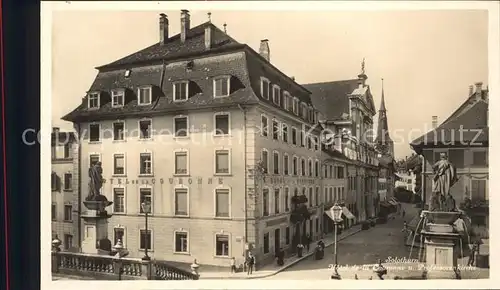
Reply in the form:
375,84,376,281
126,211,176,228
342,207,356,220
388,200,398,206
379,201,392,208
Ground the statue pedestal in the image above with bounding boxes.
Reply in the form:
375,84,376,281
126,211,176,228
421,230,461,279
81,200,113,254
420,211,461,279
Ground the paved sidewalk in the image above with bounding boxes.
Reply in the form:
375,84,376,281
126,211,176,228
200,225,362,279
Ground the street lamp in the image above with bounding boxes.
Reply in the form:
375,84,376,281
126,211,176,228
52,235,62,252
113,239,129,280
330,203,343,280
141,201,151,261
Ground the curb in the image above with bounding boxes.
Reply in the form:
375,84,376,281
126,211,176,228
201,227,363,280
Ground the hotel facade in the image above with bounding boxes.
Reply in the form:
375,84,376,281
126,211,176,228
63,11,376,267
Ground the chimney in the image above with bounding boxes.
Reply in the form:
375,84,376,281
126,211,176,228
431,116,438,129
475,82,483,100
291,76,295,81
159,13,169,45
180,10,190,43
204,25,213,50
468,85,473,96
259,39,270,62
52,127,60,135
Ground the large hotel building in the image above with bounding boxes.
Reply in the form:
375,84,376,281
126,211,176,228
62,11,383,267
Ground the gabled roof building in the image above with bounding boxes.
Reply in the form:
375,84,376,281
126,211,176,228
410,82,489,237
62,11,331,268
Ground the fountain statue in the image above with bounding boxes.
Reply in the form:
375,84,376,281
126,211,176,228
81,162,113,254
417,152,464,279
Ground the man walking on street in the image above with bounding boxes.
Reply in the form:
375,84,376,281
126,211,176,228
246,252,255,275
306,234,311,252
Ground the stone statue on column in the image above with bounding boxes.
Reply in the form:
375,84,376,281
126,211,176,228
429,153,458,211
86,161,103,201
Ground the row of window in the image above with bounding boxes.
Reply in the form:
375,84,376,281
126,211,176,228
260,115,320,152
430,149,488,168
88,76,232,109
52,203,73,221
260,150,345,179
261,150,319,177
51,172,72,191
261,186,345,217
113,227,231,257
90,149,231,177
88,113,231,142
260,77,318,125
113,186,231,218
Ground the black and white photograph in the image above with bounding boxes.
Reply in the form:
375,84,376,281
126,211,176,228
43,1,498,287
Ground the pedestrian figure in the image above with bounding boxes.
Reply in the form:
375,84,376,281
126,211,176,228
297,243,304,257
230,257,237,273
468,242,478,266
246,252,255,275
305,234,311,252
373,259,387,280
275,248,285,266
354,274,359,280
402,209,406,218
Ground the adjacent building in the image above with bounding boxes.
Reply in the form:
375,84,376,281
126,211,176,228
395,170,417,193
410,82,489,237
51,127,79,250
303,66,380,222
62,11,329,267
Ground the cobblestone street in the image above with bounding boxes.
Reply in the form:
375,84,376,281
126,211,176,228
265,203,419,280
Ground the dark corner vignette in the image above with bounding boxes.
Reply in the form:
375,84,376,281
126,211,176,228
1,0,41,290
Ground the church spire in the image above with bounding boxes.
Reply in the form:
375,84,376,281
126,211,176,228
375,77,393,157
379,78,387,112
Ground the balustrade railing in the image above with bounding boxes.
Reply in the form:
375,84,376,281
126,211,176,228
154,261,199,280
52,252,198,280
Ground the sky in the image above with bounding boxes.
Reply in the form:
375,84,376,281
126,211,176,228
51,9,488,159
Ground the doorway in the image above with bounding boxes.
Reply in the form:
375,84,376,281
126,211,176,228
274,228,281,254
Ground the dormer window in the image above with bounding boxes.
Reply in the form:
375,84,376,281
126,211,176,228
124,69,131,78
112,89,125,108
272,85,280,106
138,86,152,105
213,76,230,98
173,81,189,102
88,92,100,109
283,92,291,110
260,77,270,100
292,98,299,115
301,103,308,119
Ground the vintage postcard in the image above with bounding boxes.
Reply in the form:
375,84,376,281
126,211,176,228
42,1,498,289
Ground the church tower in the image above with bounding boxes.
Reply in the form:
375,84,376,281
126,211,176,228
375,78,394,157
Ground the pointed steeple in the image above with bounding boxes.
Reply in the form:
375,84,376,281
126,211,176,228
375,77,394,157
379,78,387,112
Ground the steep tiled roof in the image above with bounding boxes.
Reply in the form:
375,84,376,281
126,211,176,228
410,100,488,151
63,20,315,123
302,80,359,121
63,53,259,122
98,22,241,70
